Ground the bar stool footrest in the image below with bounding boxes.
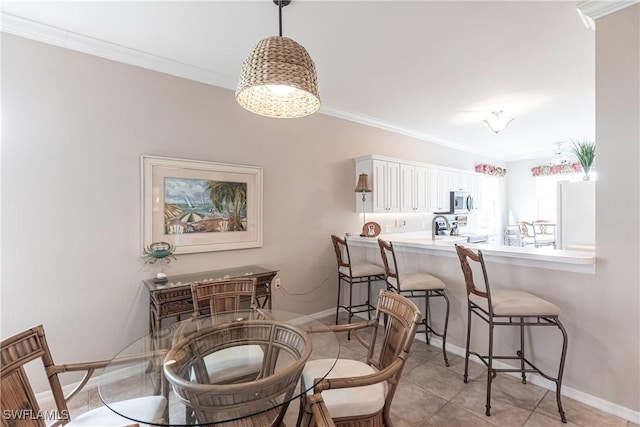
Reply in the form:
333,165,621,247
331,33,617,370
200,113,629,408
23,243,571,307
470,352,562,383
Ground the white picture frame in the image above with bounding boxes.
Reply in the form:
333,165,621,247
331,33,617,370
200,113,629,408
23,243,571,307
141,155,263,255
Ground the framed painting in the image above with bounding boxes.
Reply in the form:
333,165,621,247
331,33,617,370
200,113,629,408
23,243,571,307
141,155,263,255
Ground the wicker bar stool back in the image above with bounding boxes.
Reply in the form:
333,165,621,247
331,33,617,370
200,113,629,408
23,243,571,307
297,290,422,427
455,244,569,423
377,238,451,366
0,325,166,427
331,235,385,330
164,320,312,426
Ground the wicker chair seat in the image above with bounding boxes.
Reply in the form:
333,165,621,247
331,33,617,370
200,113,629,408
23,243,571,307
470,289,561,316
302,358,385,419
386,272,447,291
68,396,166,426
201,345,264,383
338,262,384,278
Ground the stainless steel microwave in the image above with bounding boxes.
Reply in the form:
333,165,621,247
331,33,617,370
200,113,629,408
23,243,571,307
450,191,474,213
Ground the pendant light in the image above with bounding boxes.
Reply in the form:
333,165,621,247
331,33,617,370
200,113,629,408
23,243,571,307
236,0,320,119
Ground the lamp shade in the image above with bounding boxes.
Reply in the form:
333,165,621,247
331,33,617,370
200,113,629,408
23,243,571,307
354,173,372,193
236,36,320,119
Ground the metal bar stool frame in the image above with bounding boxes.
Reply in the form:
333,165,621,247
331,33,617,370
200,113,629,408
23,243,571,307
331,235,385,331
378,238,451,367
455,244,569,423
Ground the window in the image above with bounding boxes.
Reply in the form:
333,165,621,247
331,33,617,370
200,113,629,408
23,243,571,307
535,172,588,221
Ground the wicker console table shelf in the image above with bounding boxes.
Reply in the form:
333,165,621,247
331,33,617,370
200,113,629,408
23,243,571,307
142,265,278,333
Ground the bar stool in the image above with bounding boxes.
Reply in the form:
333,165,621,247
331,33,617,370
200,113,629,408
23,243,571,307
377,238,450,366
455,244,568,423
331,235,385,328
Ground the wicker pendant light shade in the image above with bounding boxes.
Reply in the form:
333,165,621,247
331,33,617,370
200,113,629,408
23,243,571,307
236,36,320,118
236,1,320,119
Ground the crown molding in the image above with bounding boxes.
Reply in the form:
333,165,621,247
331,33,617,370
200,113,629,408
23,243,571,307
1,12,237,90
576,0,639,29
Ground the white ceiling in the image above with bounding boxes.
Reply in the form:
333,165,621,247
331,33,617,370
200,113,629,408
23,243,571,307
1,1,596,161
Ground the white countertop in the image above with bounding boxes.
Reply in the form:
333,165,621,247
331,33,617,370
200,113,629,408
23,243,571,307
348,232,596,274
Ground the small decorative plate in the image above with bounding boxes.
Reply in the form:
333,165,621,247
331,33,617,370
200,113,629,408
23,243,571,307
361,222,382,238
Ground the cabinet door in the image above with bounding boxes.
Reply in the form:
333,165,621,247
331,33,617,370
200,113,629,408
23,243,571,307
458,173,471,192
386,162,401,212
414,166,429,212
427,167,442,212
372,160,388,213
469,175,482,209
400,164,415,212
438,170,454,211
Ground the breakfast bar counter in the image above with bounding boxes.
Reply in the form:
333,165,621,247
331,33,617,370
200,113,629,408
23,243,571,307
347,232,595,274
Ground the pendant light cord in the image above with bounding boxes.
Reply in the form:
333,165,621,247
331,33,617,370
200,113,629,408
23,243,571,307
278,0,283,36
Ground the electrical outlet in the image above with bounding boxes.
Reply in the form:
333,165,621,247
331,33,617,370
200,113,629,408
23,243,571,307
274,278,281,289
385,225,392,233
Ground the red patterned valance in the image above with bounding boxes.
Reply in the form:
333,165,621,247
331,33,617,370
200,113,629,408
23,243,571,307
475,163,506,177
531,162,583,176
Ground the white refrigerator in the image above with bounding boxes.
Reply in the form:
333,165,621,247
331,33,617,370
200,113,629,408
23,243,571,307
556,180,596,249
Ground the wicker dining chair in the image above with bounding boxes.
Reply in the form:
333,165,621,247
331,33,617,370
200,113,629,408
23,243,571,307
308,394,337,427
297,290,422,427
187,277,265,384
0,325,166,427
164,319,312,426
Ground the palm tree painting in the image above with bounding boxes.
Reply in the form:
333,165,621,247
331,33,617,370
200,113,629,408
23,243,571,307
163,177,247,235
206,181,247,231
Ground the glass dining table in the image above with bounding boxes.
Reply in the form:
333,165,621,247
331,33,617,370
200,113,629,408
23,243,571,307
98,309,340,426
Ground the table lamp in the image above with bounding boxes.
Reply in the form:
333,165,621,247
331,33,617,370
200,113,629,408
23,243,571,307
354,173,372,235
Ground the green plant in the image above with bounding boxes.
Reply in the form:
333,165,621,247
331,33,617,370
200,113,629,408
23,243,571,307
571,139,596,175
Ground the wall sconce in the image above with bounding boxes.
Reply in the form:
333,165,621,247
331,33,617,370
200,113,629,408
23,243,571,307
354,173,372,229
484,110,515,134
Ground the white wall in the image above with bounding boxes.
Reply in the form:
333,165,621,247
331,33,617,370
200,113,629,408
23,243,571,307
0,34,502,391
593,3,640,413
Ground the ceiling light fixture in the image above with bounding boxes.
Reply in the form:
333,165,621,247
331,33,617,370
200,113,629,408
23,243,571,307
484,110,515,134
236,0,320,119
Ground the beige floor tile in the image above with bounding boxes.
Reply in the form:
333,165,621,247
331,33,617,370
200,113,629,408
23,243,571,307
450,375,546,426
446,353,487,381
425,402,495,427
391,379,448,426
405,359,469,401
523,411,582,427
534,392,629,427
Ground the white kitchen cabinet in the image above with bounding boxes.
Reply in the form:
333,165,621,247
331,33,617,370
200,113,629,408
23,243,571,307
355,155,488,214
400,164,429,212
426,167,443,212
372,159,400,213
469,174,482,209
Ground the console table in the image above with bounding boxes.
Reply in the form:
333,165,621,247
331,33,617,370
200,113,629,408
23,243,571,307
142,265,278,333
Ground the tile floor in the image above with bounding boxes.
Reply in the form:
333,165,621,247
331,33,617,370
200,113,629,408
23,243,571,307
282,314,638,427
57,314,637,427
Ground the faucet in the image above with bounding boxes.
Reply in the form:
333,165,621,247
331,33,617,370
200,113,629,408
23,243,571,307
431,215,451,240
